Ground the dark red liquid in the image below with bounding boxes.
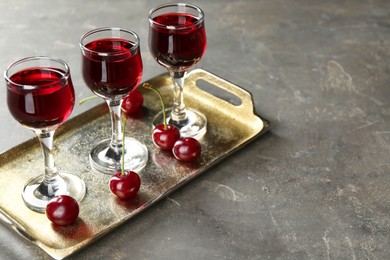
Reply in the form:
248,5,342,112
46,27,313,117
7,67,75,129
82,38,143,99
149,13,206,71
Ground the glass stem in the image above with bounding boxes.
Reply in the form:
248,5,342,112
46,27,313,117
38,130,58,178
34,129,64,198
106,99,124,161
170,71,188,123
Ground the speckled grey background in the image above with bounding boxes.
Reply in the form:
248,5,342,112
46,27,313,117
0,0,390,259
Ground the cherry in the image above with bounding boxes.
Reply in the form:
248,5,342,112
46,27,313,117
46,195,79,226
79,89,143,116
152,124,180,150
173,137,201,162
109,116,141,199
143,83,180,150
122,89,144,115
110,171,141,199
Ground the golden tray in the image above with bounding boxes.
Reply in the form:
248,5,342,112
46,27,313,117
0,69,270,259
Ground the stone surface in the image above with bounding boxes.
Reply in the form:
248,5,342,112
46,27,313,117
1,0,390,259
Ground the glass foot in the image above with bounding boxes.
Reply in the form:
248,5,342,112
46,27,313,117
22,172,86,213
90,137,148,174
153,107,207,140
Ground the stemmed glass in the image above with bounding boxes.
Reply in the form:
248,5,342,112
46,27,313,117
4,56,86,212
148,3,207,139
80,27,148,174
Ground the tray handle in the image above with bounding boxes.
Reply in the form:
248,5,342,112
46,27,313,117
186,69,257,117
0,208,35,243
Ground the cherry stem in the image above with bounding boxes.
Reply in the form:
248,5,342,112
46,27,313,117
121,116,127,177
78,95,98,105
143,83,167,130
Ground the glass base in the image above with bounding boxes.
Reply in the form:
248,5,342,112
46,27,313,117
153,108,207,140
22,172,86,213
89,137,148,174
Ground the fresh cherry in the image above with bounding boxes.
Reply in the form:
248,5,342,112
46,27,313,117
173,137,201,162
152,124,180,150
122,89,144,115
46,195,79,226
109,116,142,199
110,171,141,199
143,83,181,150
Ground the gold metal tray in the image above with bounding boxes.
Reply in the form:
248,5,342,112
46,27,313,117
0,69,270,259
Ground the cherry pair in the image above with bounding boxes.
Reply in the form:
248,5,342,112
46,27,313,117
123,85,202,163
46,171,141,226
46,168,141,226
144,83,201,162
153,126,201,162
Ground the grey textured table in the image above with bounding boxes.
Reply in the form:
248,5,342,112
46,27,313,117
1,0,389,259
